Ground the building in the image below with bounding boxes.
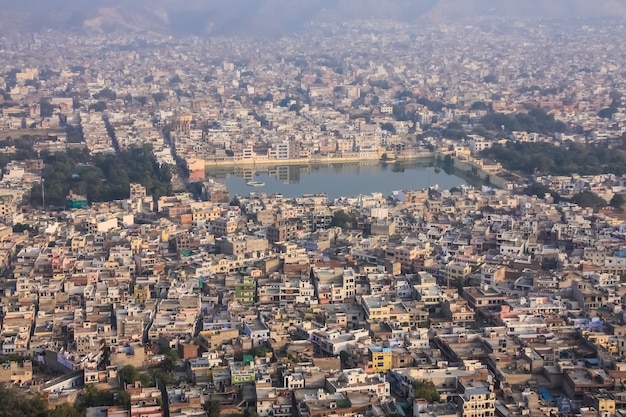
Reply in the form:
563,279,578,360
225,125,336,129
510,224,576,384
235,276,256,305
458,380,495,417
326,368,390,400
368,346,392,373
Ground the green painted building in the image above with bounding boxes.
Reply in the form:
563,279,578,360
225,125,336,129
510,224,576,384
235,276,256,305
66,191,88,209
230,362,255,386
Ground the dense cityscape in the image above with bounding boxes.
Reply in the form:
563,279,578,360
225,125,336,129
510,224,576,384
3,9,626,417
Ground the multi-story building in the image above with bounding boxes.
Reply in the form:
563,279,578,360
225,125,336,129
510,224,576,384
458,380,495,417
326,368,390,400
235,276,256,305
368,346,392,373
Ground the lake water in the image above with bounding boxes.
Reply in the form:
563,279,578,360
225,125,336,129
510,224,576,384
206,160,467,199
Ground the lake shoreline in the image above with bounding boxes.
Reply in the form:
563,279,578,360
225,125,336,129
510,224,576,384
204,152,435,170
210,159,468,199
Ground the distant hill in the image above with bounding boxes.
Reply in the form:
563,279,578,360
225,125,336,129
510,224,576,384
4,0,626,36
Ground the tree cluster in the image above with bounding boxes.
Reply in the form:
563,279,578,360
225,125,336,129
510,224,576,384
246,346,268,358
481,108,566,134
482,139,626,176
413,380,441,403
570,191,607,211
330,210,355,229
31,144,173,207
598,91,622,119
92,88,116,100
0,136,38,168
0,384,125,417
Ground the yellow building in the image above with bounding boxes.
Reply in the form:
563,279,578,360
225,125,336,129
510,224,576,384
198,328,239,350
593,394,616,416
369,346,392,373
133,284,150,301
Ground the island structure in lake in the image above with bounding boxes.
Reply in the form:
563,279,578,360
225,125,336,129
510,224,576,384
246,180,266,187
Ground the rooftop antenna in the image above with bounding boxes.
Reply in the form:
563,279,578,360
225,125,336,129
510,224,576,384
41,177,45,211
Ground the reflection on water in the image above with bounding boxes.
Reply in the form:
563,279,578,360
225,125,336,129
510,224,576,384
206,160,468,199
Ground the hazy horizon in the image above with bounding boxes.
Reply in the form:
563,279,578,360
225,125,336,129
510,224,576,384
4,0,626,36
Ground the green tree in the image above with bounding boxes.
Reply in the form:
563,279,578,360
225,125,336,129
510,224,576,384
88,101,106,112
49,403,83,417
94,87,116,100
413,380,440,403
80,384,115,408
523,182,559,201
330,210,354,229
152,92,167,103
0,385,48,417
571,191,607,211
136,96,148,106
610,193,625,210
205,399,222,417
247,346,268,358
116,390,130,406
120,364,140,384
380,122,396,134
339,350,349,367
599,107,617,119
243,409,260,417
470,101,489,111
39,99,55,117
12,223,33,233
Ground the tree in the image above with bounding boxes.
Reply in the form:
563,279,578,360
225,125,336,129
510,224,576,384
380,122,396,134
339,350,349,367
571,191,607,211
243,408,260,417
94,87,116,100
330,210,354,229
49,404,82,417
12,223,33,233
205,399,222,417
39,99,55,117
611,193,625,210
120,364,140,385
88,101,106,112
116,390,130,406
413,380,440,403
247,346,268,358
136,96,148,106
289,103,303,113
0,385,48,417
80,384,115,408
152,92,167,103
599,107,617,119
470,101,489,111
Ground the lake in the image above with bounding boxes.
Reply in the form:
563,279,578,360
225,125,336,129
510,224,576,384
206,160,467,199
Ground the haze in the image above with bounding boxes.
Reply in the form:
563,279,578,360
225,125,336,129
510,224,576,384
4,0,626,35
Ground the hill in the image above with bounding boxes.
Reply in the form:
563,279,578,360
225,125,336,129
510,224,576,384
4,0,626,36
